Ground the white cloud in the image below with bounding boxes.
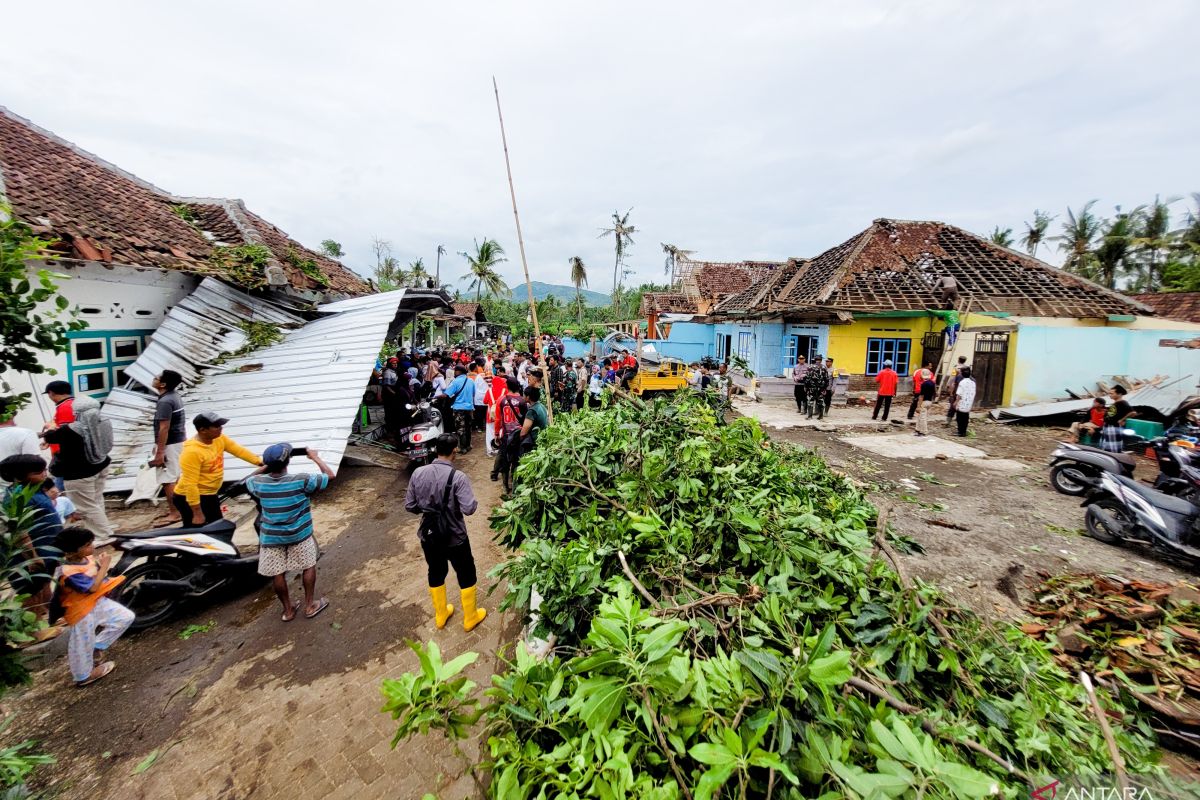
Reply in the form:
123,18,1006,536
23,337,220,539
1,0,1197,289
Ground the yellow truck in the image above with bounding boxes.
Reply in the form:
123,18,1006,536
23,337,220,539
628,358,692,397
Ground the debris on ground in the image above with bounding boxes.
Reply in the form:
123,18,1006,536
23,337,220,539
1023,572,1200,752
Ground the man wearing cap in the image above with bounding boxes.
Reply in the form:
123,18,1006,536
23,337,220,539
246,444,333,621
872,359,899,421
174,413,263,527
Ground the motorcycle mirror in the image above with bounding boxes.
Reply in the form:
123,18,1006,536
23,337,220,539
405,404,415,410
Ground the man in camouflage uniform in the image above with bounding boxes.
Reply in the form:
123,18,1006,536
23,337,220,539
803,355,830,420
548,355,575,413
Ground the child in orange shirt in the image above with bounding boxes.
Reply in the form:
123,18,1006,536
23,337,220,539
54,527,133,686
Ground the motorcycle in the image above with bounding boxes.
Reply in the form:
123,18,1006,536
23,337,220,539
110,482,262,629
1082,470,1200,566
396,400,443,466
1048,397,1200,496
1151,439,1200,503
1047,432,1146,496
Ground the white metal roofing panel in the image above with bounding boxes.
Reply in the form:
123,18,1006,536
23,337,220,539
104,279,408,491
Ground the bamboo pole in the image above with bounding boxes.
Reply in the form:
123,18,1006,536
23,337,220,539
493,76,552,424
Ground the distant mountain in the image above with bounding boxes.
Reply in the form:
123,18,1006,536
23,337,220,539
527,281,611,306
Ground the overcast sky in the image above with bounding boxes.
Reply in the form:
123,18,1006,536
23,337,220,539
3,1,1198,292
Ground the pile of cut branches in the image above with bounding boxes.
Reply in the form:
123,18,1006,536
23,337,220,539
386,394,1165,798
1024,572,1200,753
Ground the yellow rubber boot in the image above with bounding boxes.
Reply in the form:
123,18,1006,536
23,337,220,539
429,585,454,629
461,585,487,632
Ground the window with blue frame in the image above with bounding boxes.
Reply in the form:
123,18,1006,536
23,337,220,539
736,331,752,361
865,337,911,376
67,329,155,399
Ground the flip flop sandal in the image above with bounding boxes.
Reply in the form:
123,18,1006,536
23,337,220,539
282,601,300,622
304,598,330,619
77,661,115,687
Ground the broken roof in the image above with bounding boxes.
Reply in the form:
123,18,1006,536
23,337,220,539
1131,292,1200,324
770,219,1150,318
0,106,369,296
640,293,700,316
715,259,808,315
452,302,486,322
103,278,450,491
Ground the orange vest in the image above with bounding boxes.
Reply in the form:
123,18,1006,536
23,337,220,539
60,558,126,626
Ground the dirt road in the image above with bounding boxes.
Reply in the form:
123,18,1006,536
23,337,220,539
7,448,512,800
748,399,1192,617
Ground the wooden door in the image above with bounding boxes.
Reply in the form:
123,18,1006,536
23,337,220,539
920,331,944,374
971,333,1008,408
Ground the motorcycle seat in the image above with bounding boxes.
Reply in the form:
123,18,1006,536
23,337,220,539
1115,475,1198,516
1063,443,1138,467
114,519,237,540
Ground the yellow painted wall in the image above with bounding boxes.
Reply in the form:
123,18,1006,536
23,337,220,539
825,315,938,376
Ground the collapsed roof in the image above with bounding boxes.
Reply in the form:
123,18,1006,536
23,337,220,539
1130,292,1200,324
0,106,369,297
766,219,1150,318
103,278,450,491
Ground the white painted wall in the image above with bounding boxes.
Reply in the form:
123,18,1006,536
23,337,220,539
3,260,198,429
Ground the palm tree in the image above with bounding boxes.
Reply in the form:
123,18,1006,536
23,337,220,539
599,209,636,313
990,227,1015,247
409,257,429,288
536,294,561,323
1021,210,1055,258
1055,201,1102,281
459,238,509,302
1131,196,1175,292
569,256,588,325
1093,211,1138,290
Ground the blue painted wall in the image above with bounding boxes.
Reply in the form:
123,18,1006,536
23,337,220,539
1011,324,1200,404
561,336,590,359
647,322,714,363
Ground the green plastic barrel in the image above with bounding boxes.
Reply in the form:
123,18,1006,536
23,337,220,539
1126,418,1164,440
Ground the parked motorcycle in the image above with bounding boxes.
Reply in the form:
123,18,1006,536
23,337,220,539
1047,433,1146,496
1082,471,1200,566
1151,440,1200,504
396,400,443,466
110,482,262,629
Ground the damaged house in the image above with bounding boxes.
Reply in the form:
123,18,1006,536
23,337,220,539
0,107,449,487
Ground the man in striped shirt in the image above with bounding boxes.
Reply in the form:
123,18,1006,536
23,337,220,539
246,444,334,621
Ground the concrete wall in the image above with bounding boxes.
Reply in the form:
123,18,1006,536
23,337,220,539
825,315,938,378
3,261,198,429
1009,319,1200,404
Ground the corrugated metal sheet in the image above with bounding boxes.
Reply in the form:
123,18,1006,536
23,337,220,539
104,279,416,491
989,374,1198,421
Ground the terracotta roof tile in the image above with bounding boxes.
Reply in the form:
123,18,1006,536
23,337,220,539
452,302,485,320
640,293,699,316
773,219,1147,318
716,259,807,314
0,107,369,296
1130,292,1200,323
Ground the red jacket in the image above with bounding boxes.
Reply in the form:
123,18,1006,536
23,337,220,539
875,368,899,397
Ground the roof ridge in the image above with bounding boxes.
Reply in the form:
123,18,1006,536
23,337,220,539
812,222,879,303
0,105,174,197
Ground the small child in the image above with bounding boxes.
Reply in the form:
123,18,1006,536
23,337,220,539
53,526,134,686
41,479,80,524
1070,397,1107,443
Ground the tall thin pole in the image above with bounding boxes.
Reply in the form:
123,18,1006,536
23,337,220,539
493,76,552,423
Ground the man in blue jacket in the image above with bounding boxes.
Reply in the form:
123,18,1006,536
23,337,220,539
438,365,476,454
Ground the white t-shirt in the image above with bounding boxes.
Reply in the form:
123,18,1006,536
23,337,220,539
431,375,447,395
956,378,977,413
0,425,41,489
472,374,489,406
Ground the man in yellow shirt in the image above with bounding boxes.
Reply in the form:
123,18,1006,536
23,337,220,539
174,412,262,527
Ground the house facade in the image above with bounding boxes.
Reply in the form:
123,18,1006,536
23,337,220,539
651,219,1200,406
0,107,370,428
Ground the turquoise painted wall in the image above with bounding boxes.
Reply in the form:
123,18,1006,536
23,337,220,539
1011,324,1200,404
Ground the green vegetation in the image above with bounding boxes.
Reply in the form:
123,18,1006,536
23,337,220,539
170,204,200,226
208,243,272,289
1008,193,1200,291
177,620,217,640
385,394,1158,797
460,239,510,302
599,209,636,313
319,239,344,259
282,247,329,288
0,207,84,411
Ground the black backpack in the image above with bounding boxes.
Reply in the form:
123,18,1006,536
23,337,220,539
417,468,458,544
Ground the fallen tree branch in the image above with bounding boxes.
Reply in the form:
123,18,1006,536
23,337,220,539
1080,671,1130,794
618,550,660,608
642,688,693,800
846,676,1034,787
652,584,764,617
873,504,979,697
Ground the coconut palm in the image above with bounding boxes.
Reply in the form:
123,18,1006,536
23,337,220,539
460,238,509,302
409,257,429,288
1021,210,1055,258
660,243,695,281
599,209,636,313
569,256,588,324
989,227,1015,248
1131,196,1176,291
1055,201,1102,280
536,294,561,322
1093,209,1143,290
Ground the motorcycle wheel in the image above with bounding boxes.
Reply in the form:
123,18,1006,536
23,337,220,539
112,559,187,630
1050,463,1093,496
1085,499,1133,545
